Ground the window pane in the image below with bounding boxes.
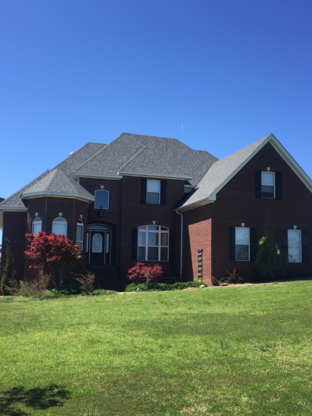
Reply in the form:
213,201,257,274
147,180,160,192
138,247,146,261
106,234,110,253
138,231,146,246
148,247,158,261
235,228,249,245
94,190,109,209
288,246,301,262
261,172,275,185
76,225,83,240
288,230,301,246
92,234,103,253
161,233,168,246
261,185,274,198
148,225,158,231
86,233,89,252
161,247,168,261
148,232,158,246
77,241,83,250
138,226,147,231
52,218,67,236
235,245,249,261
147,192,160,204
32,219,42,236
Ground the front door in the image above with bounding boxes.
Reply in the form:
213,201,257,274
87,225,111,266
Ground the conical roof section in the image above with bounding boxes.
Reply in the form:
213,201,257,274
22,168,94,201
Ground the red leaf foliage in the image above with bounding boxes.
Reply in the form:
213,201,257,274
24,232,83,287
127,262,163,283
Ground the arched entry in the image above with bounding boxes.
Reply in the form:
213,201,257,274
87,224,111,266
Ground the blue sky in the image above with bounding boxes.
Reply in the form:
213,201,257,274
0,0,312,203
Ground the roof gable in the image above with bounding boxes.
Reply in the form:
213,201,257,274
180,134,312,210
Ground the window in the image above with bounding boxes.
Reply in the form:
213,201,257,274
261,172,275,198
76,220,84,250
147,180,160,204
94,189,109,209
92,233,103,253
235,227,250,261
288,229,302,263
52,217,67,237
138,225,169,261
32,217,42,236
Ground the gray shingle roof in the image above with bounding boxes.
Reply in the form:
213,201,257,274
74,133,218,185
22,168,94,201
180,136,270,209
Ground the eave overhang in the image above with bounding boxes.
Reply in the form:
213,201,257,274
72,173,123,180
117,171,193,180
21,192,95,203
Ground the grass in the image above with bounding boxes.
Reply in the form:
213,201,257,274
0,281,312,415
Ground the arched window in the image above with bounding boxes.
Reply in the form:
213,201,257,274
92,233,103,253
76,220,84,250
32,217,42,236
52,217,68,237
94,190,109,209
138,225,169,261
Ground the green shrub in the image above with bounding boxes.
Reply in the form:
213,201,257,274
124,280,206,292
1,238,17,295
91,289,116,296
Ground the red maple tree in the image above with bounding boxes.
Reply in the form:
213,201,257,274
127,261,163,283
24,232,83,288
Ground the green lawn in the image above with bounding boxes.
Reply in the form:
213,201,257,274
1,281,312,415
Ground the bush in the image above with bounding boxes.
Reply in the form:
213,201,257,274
74,272,95,295
218,268,243,285
124,280,206,292
1,238,17,295
6,273,51,298
127,262,163,283
91,289,117,296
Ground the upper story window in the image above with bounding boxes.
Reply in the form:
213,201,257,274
76,220,84,250
147,180,160,204
288,229,302,263
261,172,275,198
94,189,109,209
32,217,42,236
52,217,67,237
235,227,250,261
138,225,169,261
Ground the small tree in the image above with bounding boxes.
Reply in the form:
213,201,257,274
1,238,17,295
75,271,95,295
253,223,286,280
24,232,83,288
127,262,163,283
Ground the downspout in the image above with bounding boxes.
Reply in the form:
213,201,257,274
175,209,183,281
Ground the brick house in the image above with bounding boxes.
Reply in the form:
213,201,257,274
0,132,311,288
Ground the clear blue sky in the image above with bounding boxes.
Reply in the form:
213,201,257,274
1,0,312,202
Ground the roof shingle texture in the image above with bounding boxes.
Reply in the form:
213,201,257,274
180,136,269,208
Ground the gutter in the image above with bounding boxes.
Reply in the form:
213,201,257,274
175,209,183,281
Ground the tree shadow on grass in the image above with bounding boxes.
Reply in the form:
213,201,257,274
0,385,70,415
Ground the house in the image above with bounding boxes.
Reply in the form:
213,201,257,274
0,132,311,288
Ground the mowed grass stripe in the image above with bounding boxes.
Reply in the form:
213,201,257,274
0,280,312,415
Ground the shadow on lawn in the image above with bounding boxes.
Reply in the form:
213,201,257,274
0,385,70,415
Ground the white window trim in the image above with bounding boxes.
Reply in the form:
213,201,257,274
94,189,109,210
138,225,169,261
235,227,250,261
146,179,160,205
261,171,275,199
76,220,84,250
288,229,302,263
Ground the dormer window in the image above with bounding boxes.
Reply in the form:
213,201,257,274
147,180,160,204
94,189,109,209
261,172,275,198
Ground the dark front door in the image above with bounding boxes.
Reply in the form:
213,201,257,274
90,231,105,266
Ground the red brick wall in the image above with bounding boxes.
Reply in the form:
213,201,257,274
184,142,312,282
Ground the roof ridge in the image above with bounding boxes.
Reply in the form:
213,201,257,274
45,169,59,191
117,146,146,171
